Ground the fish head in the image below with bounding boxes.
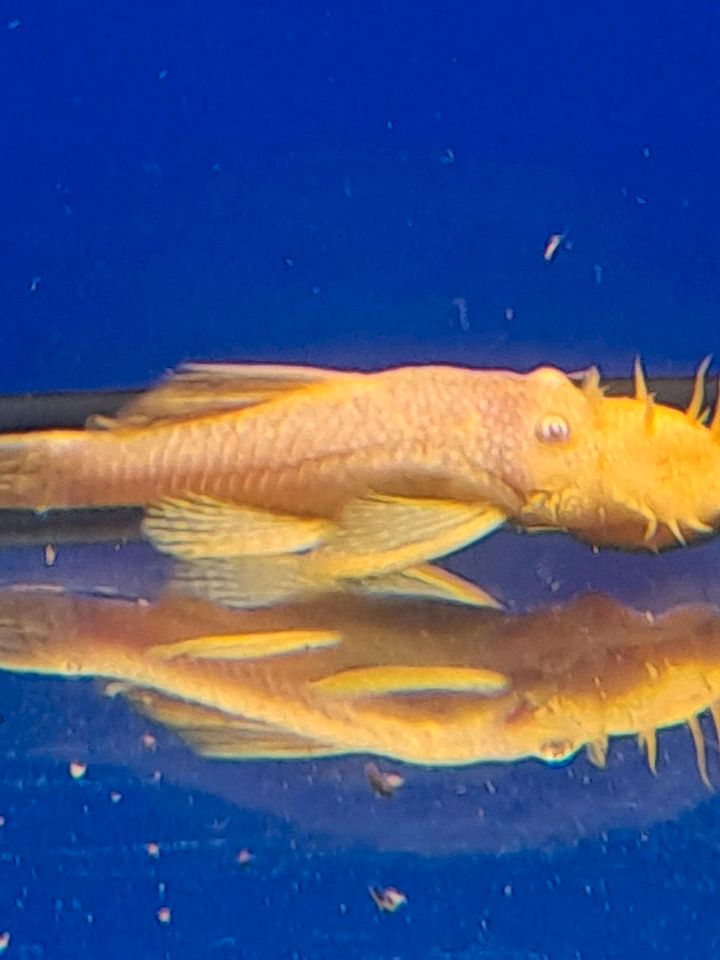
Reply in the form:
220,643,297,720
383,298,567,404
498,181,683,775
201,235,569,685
515,361,720,549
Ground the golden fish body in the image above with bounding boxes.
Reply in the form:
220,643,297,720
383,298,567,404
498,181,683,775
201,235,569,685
2,359,720,586
0,363,577,515
2,587,720,780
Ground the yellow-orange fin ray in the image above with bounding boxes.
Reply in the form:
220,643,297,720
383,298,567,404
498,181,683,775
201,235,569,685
148,628,341,661
91,361,356,429
309,664,509,700
686,355,713,421
356,563,502,608
688,714,712,789
144,494,335,560
312,494,508,578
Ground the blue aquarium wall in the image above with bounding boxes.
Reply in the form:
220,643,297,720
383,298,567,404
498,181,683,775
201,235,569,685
3,3,720,960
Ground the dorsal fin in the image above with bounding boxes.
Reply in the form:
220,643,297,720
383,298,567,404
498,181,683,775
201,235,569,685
86,362,359,430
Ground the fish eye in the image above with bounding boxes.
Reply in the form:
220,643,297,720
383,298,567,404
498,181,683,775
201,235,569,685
535,414,571,444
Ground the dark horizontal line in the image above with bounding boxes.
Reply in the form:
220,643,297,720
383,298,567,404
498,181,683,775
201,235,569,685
0,377,707,431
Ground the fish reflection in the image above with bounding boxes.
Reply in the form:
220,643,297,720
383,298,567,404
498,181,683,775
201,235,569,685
0,587,719,784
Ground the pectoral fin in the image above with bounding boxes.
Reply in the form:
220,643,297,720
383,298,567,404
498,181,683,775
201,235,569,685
311,495,508,577
89,361,358,429
309,664,509,700
143,494,335,560
148,628,341,661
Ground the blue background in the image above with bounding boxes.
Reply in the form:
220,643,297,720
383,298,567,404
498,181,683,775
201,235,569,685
3,1,720,958
3,0,720,393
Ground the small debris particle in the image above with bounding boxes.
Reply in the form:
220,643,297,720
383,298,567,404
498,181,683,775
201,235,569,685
156,907,171,925
7,18,20,30
0,931,10,953
44,543,57,566
642,145,651,159
30,276,41,292
69,761,87,781
145,842,160,859
593,264,603,285
452,296,469,331
440,147,456,165
0,815,5,827
543,232,565,262
635,195,647,205
503,884,513,897
365,762,405,798
504,307,515,322
236,848,253,866
141,732,157,751
110,791,122,804
369,886,407,913
158,69,168,79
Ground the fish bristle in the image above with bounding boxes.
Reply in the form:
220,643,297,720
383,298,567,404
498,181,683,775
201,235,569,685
688,714,712,790
686,355,713,422
633,356,649,402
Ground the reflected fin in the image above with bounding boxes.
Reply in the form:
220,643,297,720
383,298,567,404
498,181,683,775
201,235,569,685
309,664,509,700
148,628,341,661
356,563,503,608
113,686,341,760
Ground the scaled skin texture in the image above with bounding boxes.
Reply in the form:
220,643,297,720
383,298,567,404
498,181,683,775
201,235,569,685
0,359,718,577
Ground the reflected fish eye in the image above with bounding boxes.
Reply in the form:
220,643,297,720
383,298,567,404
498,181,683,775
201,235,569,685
536,414,571,444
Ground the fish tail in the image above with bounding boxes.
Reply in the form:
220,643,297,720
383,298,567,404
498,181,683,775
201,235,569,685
0,590,67,674
0,431,84,509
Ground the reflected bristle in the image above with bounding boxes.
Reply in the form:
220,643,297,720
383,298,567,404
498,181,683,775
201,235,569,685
638,729,658,775
688,714,712,790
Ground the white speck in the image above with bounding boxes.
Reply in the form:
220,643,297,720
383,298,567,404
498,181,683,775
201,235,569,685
642,145,651,159
386,120,393,130
593,264,603,285
44,543,56,566
504,307,514,322
29,276,41,292
158,69,168,79
311,285,320,295
7,18,20,30
440,147,456,165
284,257,294,266
635,195,647,205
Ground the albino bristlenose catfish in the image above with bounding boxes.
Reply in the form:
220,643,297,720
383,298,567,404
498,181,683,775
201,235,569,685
0,358,719,600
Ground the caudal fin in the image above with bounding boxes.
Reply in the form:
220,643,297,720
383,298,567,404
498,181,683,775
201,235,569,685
0,434,49,508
